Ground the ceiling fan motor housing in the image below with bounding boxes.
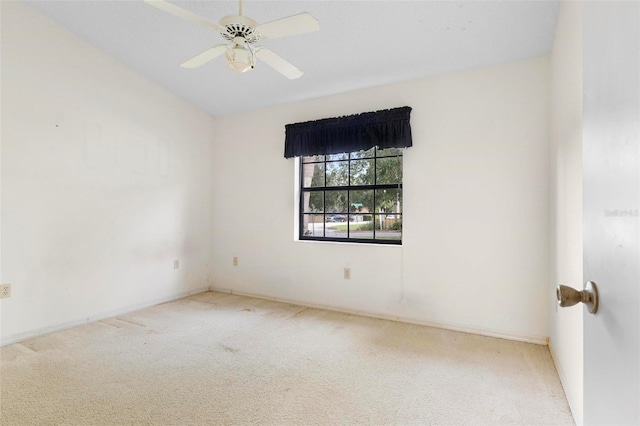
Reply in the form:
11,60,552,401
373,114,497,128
219,15,260,43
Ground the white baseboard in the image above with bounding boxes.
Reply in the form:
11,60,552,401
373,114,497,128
548,339,582,425
0,286,210,347
211,286,548,345
3,284,548,347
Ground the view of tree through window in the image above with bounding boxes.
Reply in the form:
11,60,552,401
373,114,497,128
300,147,402,244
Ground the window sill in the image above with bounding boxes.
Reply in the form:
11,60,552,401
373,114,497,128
294,239,403,248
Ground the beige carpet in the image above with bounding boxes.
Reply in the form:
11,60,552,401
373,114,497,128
1,291,573,425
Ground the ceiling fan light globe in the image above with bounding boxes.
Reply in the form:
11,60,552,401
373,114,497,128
225,47,253,73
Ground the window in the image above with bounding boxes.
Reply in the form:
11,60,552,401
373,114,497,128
300,147,402,244
285,106,411,244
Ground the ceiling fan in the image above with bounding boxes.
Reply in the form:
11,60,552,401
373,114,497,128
144,0,319,79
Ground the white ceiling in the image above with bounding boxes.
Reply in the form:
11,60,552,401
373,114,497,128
25,0,559,117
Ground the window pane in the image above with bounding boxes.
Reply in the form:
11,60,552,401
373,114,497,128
325,190,348,213
326,153,349,161
302,155,325,163
375,189,402,213
325,219,348,239
303,191,323,213
374,214,402,241
350,147,375,159
349,218,374,239
377,147,403,157
302,162,325,188
302,214,324,237
349,190,374,215
349,159,373,185
376,156,402,184
326,161,349,186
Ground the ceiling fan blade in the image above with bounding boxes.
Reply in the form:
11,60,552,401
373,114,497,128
254,12,319,40
255,47,303,79
144,0,225,33
180,45,227,69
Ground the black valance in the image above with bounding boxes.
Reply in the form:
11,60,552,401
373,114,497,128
284,106,412,158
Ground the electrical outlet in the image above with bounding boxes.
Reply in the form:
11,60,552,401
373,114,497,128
0,284,11,299
344,268,351,280
173,259,180,270
233,256,238,266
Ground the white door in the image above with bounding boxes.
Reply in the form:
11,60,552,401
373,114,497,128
583,1,639,424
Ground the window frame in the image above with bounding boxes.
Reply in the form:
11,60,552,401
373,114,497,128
298,147,403,245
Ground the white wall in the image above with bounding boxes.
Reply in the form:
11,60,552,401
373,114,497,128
548,2,583,424
1,2,215,343
211,57,551,342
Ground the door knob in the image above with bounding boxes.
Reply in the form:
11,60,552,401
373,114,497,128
556,281,599,314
